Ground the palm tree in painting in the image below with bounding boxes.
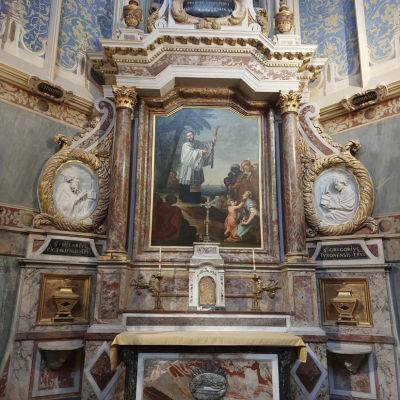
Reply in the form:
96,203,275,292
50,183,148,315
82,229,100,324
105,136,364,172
157,108,216,189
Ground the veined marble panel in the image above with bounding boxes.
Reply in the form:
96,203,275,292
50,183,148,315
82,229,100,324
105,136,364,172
137,353,279,400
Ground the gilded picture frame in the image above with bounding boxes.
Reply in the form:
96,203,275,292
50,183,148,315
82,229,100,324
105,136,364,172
303,140,377,237
319,278,372,327
37,274,92,325
34,135,110,233
132,87,280,264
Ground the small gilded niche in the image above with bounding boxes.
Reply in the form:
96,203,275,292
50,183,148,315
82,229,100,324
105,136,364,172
37,274,92,325
319,278,372,327
199,276,216,306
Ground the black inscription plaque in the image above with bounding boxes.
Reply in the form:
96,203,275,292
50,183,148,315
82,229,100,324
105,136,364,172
351,91,378,107
37,82,64,99
183,0,234,18
337,321,358,327
42,239,95,257
316,244,369,261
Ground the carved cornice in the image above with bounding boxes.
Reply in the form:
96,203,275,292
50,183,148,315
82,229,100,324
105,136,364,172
111,85,138,109
0,63,93,115
276,90,302,115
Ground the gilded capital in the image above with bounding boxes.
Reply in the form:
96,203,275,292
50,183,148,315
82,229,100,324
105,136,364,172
276,90,302,115
112,86,138,110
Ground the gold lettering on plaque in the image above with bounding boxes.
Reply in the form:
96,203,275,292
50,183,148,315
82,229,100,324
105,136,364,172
199,276,216,306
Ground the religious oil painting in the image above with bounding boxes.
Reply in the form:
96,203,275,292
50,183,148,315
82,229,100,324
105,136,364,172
53,162,98,220
313,167,359,225
150,107,262,249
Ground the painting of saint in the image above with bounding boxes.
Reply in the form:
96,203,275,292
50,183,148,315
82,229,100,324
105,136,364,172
151,107,262,248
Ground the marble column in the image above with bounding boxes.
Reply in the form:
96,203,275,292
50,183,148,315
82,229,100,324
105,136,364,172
100,86,137,260
277,90,309,262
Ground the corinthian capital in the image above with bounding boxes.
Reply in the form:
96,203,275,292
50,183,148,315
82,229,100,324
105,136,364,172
276,90,302,115
112,86,138,110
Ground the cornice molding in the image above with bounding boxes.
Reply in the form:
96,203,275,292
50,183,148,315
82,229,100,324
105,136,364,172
0,62,94,115
320,80,400,122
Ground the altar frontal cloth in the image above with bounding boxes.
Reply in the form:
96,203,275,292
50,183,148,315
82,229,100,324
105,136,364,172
110,331,307,370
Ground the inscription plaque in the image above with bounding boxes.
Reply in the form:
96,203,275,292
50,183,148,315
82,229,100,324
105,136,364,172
351,91,378,107
37,82,64,99
316,244,369,261
183,0,234,18
42,239,95,257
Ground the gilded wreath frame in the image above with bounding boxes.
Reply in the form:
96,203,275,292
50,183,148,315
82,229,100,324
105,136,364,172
303,140,378,237
34,135,110,233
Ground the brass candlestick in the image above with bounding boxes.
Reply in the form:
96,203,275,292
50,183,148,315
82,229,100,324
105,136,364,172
201,199,212,243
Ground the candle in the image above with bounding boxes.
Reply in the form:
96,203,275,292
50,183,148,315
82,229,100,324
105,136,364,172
252,248,256,272
159,247,162,273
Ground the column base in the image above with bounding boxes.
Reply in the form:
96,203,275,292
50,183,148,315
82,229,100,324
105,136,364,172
99,250,130,261
284,252,315,264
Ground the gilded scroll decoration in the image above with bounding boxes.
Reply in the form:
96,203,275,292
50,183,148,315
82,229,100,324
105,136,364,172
171,0,246,29
302,140,377,237
256,9,269,36
33,135,110,233
147,5,159,33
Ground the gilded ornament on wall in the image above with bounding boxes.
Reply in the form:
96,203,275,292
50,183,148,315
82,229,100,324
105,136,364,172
33,134,110,233
171,0,246,29
302,140,377,237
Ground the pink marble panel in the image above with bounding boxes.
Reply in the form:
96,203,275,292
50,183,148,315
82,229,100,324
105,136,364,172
293,276,313,322
119,54,297,82
329,353,371,394
142,359,274,400
99,273,121,319
37,352,76,391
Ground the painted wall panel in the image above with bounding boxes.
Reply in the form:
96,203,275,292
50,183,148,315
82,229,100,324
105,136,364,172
333,116,400,216
364,0,400,64
300,0,359,79
0,101,79,209
56,0,114,69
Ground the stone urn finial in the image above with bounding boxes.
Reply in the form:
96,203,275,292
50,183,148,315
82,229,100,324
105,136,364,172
123,0,144,29
274,1,294,34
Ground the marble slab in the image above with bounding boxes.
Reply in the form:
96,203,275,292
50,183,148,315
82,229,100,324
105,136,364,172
136,353,279,400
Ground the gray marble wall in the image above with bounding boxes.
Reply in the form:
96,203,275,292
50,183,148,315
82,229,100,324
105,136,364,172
0,256,20,364
333,116,400,216
0,102,79,209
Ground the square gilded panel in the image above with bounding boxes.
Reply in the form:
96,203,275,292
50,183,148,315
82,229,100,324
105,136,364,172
319,278,372,327
37,274,92,325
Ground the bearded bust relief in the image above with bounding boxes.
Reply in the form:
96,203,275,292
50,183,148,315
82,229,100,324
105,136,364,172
54,162,98,219
313,168,358,225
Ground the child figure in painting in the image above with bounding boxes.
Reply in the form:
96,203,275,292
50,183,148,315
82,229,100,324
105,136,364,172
224,199,244,236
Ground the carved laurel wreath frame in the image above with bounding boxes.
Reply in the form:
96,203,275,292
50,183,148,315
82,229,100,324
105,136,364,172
171,0,247,29
33,135,110,233
303,140,378,237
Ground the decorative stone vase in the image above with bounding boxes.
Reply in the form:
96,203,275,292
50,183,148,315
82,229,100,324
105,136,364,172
331,283,358,326
52,286,79,323
274,4,293,34
123,0,143,29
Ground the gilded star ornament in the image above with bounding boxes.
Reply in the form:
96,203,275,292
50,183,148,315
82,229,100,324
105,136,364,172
112,86,138,110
